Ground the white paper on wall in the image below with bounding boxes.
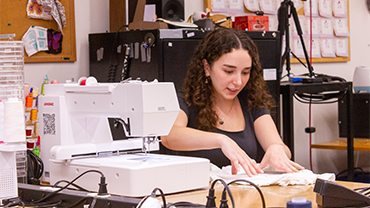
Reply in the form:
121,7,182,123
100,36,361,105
211,0,228,13
320,17,334,37
228,0,244,14
267,14,278,31
319,0,333,18
333,18,350,36
259,0,276,14
333,0,347,17
244,0,260,11
292,37,305,58
306,37,322,58
305,17,320,38
304,0,319,17
335,37,349,57
320,38,336,57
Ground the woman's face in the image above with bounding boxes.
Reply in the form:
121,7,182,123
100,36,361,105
204,48,252,101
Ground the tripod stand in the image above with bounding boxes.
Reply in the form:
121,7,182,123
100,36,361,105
278,0,316,80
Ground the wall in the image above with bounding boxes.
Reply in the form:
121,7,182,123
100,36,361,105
23,0,370,174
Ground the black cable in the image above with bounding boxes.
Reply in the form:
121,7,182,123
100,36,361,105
168,201,205,207
108,24,129,82
24,170,105,206
206,179,234,208
27,149,44,185
151,187,167,208
2,197,25,208
293,90,347,104
52,180,90,192
121,44,131,81
227,179,266,208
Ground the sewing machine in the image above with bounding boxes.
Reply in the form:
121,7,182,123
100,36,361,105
38,79,210,197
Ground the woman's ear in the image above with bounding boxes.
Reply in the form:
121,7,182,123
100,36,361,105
202,59,210,76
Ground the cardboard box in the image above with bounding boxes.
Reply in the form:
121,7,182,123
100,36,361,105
233,15,269,31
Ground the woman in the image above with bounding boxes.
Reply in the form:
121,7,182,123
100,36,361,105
161,28,304,176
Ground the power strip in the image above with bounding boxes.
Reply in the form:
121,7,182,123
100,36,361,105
17,183,141,208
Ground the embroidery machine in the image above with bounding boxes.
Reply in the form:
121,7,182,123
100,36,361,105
38,78,210,197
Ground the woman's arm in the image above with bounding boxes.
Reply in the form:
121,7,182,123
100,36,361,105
161,110,263,176
254,114,305,172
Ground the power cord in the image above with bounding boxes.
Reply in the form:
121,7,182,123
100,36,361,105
206,179,234,208
2,197,25,208
136,187,166,208
22,169,108,207
107,24,129,82
27,149,44,185
226,179,266,208
52,179,90,192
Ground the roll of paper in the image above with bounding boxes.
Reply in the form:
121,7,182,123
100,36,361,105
4,98,25,143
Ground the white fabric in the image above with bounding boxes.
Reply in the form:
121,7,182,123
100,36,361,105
210,164,335,186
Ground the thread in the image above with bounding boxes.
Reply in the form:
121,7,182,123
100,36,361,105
4,98,25,143
286,197,312,208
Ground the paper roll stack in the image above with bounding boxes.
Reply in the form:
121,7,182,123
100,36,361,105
4,98,25,143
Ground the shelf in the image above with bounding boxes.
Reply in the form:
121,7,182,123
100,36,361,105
311,138,370,152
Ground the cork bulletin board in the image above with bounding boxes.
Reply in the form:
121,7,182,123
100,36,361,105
205,0,350,63
0,0,76,63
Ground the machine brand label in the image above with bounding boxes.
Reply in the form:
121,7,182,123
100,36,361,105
158,107,166,111
44,102,54,106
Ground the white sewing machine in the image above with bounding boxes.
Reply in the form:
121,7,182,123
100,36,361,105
38,79,210,197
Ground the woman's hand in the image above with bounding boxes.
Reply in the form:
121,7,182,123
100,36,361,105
219,135,264,176
259,144,305,173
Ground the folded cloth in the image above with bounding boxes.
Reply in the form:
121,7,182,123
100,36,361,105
210,164,335,186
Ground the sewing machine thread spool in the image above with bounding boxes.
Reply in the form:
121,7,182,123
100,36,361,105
286,197,312,208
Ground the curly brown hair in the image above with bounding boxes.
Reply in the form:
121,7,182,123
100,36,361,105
183,28,274,131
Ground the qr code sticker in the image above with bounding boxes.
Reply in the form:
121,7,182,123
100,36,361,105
43,113,56,135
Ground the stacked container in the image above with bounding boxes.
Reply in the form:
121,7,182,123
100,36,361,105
0,36,27,201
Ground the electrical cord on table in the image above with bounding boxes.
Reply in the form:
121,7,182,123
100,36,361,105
2,197,25,208
226,179,266,208
22,169,108,207
206,179,234,208
52,179,90,192
167,201,205,207
136,187,167,208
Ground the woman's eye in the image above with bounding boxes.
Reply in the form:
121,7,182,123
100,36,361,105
225,70,233,74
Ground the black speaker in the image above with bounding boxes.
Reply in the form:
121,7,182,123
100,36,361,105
147,0,184,21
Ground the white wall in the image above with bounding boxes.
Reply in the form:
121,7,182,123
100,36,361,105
24,0,370,174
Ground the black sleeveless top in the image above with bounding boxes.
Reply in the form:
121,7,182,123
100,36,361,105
160,93,269,168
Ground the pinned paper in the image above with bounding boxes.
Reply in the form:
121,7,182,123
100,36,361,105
243,0,259,12
335,37,349,57
307,38,322,58
260,0,276,14
22,26,48,57
228,0,243,14
319,0,333,18
333,0,347,17
304,17,320,38
320,38,336,57
211,0,228,13
333,18,350,36
27,0,52,20
304,0,319,17
320,18,334,37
